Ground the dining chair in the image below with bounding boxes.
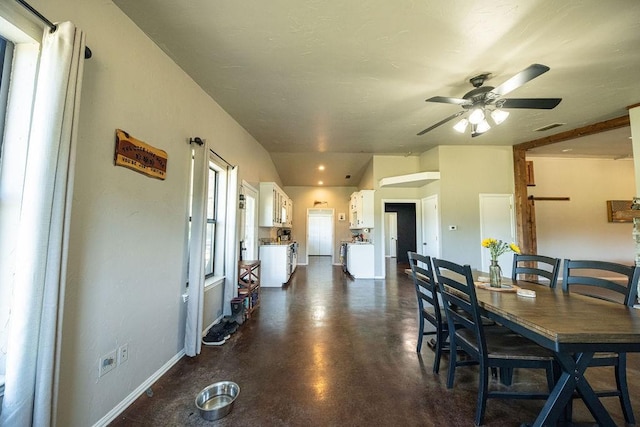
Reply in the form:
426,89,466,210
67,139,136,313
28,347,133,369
511,253,560,288
561,259,640,425
407,252,449,373
433,257,556,426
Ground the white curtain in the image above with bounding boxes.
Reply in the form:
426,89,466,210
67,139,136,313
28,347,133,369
184,144,208,357
223,167,239,316
1,22,85,427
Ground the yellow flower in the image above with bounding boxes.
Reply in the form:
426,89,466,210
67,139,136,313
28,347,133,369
509,243,521,254
481,238,496,248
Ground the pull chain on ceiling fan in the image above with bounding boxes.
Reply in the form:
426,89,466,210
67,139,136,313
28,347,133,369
417,64,562,137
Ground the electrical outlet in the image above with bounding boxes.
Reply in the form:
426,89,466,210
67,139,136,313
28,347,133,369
118,343,129,365
99,350,117,377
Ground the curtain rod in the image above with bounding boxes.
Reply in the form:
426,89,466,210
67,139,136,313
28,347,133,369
15,0,92,59
210,149,235,169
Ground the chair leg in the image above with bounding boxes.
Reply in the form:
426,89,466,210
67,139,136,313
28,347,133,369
416,317,424,353
499,367,513,386
615,353,635,425
446,340,457,388
475,363,489,426
433,327,447,374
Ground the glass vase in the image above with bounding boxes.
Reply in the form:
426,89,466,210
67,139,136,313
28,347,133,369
489,260,502,288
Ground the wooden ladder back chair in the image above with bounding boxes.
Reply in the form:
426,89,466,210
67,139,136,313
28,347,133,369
433,258,556,426
511,253,560,288
407,252,449,373
561,259,640,424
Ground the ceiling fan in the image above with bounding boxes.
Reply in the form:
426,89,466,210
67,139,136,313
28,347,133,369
417,64,562,137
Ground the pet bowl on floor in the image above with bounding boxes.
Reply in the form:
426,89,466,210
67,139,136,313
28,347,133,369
195,381,240,421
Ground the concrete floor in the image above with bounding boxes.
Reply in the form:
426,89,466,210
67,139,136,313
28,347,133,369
110,256,640,426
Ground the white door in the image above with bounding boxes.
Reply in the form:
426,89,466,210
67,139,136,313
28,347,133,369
479,194,516,271
421,195,440,258
384,212,398,258
307,209,334,256
241,182,259,261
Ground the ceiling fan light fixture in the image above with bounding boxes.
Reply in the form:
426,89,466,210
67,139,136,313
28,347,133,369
476,119,491,134
490,109,509,125
453,118,469,133
468,108,485,125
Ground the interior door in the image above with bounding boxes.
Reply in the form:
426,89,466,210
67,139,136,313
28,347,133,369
307,209,334,257
479,194,515,271
421,195,440,258
384,212,398,257
241,182,259,261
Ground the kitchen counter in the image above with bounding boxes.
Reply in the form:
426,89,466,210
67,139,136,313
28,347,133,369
259,242,297,286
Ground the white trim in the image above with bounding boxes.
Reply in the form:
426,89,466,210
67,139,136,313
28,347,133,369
91,350,186,427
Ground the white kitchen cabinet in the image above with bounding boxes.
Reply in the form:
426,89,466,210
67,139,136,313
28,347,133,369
349,190,374,229
259,243,296,286
259,182,291,227
346,243,374,278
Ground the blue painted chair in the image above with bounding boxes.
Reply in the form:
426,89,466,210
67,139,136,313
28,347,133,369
407,252,449,373
511,253,560,288
562,259,640,425
433,257,556,426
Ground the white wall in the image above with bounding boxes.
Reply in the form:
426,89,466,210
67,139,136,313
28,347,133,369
26,0,280,425
528,157,635,263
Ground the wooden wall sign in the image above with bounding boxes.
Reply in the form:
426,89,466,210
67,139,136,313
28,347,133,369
114,129,167,180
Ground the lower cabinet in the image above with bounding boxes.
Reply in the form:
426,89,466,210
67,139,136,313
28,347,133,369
346,243,374,278
259,244,295,287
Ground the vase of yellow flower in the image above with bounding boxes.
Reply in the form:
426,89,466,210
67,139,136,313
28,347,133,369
481,238,521,288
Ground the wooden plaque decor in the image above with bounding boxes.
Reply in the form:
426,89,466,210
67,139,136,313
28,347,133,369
114,129,167,180
606,200,640,223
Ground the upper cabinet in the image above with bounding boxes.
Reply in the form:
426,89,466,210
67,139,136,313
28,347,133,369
259,182,292,228
349,190,374,229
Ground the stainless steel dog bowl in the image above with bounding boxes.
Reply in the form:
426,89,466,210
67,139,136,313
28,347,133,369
195,381,240,421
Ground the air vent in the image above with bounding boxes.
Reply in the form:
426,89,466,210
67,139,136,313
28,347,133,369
534,123,565,132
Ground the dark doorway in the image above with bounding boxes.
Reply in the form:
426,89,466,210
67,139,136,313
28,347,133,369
384,203,416,264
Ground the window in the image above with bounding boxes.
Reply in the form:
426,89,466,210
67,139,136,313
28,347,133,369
204,156,228,280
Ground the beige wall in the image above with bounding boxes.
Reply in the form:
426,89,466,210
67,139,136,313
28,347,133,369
24,0,281,424
438,145,515,268
284,186,357,263
529,157,635,263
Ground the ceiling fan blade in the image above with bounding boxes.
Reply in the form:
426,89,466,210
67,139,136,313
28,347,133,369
500,98,562,109
490,64,551,97
417,111,465,136
426,96,472,106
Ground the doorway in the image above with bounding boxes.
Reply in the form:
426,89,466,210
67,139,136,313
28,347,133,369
421,195,440,259
479,193,516,270
240,181,258,261
384,212,398,258
384,203,417,264
307,208,334,261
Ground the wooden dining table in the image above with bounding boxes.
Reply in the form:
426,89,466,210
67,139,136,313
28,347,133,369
469,273,640,427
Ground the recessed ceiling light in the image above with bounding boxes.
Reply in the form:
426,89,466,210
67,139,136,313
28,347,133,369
318,165,325,171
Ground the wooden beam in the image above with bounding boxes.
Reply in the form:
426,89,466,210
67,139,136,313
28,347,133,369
513,147,535,254
515,115,630,151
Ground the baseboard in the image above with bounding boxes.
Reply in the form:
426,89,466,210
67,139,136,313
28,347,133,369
92,349,186,427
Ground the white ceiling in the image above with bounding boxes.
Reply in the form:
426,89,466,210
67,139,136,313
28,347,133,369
113,0,640,186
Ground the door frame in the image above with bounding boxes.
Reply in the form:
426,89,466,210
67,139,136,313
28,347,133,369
421,194,440,259
306,208,335,264
380,198,421,279
240,180,259,261
479,193,516,270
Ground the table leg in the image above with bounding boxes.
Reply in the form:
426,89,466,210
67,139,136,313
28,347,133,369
532,352,616,427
